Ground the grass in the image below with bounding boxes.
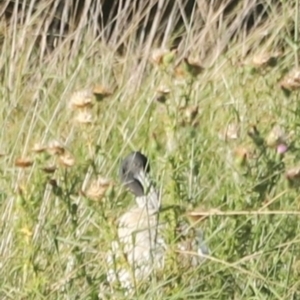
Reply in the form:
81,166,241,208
0,0,300,299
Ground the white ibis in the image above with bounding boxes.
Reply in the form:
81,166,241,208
106,151,209,293
107,152,165,292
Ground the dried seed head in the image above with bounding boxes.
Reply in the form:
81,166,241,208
48,178,58,187
59,152,75,167
286,166,300,187
252,52,279,68
41,165,57,174
280,68,300,91
15,158,34,168
286,167,300,179
150,48,169,65
32,143,47,153
84,176,113,201
183,105,199,126
155,86,170,103
70,89,93,109
175,57,203,78
47,141,65,156
219,123,240,141
74,110,93,124
92,85,112,101
265,125,287,148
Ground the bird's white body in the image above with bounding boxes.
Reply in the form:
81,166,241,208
107,185,165,292
106,152,209,294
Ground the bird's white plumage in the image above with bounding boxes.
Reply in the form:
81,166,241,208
107,169,164,292
106,152,210,294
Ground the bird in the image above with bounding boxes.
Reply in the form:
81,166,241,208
106,151,165,292
106,151,210,293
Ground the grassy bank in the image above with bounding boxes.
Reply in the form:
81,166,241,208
0,0,300,299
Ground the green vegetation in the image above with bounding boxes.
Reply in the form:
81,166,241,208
0,0,300,299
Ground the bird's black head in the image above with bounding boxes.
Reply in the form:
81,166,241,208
119,151,150,197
